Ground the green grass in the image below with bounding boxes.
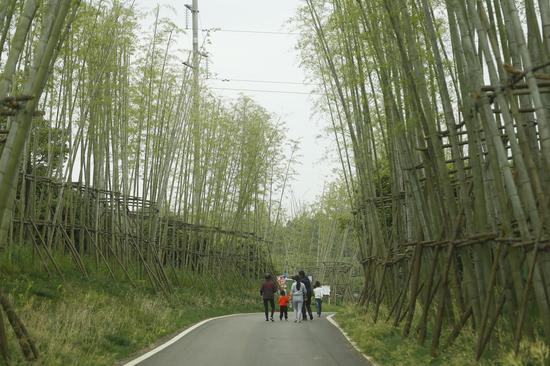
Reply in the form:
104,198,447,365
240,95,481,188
0,245,262,365
333,306,549,366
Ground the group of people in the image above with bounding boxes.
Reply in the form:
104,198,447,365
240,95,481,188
260,271,325,323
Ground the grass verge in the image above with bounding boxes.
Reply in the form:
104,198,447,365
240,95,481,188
333,306,549,365
0,246,262,366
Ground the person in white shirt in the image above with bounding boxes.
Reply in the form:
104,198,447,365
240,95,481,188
313,281,324,317
290,276,306,323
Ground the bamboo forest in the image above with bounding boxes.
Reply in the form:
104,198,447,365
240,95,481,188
0,0,549,365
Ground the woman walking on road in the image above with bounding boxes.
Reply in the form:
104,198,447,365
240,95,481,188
260,274,278,321
290,275,306,323
313,281,323,317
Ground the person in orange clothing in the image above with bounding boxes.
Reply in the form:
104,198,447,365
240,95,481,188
278,290,290,321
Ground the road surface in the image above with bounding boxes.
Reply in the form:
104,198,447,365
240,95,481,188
130,313,372,366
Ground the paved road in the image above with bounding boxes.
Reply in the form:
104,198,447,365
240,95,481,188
133,313,372,366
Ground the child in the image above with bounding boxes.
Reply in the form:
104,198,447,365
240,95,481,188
278,290,289,321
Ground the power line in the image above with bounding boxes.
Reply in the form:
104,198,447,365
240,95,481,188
209,87,317,95
208,77,317,86
202,28,299,35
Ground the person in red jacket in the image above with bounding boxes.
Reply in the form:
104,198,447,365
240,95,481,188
260,274,278,322
278,290,290,321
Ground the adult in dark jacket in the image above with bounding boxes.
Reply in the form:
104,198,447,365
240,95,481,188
260,274,278,321
299,270,314,321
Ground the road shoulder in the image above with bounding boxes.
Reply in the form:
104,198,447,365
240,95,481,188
326,313,377,365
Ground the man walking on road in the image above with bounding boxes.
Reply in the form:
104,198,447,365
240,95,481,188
260,274,278,321
299,270,314,321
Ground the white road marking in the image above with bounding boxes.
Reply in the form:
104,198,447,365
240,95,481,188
123,313,255,366
326,313,377,365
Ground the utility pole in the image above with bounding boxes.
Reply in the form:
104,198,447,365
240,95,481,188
189,0,202,227
192,0,198,80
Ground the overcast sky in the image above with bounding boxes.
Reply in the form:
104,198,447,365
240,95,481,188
134,0,339,213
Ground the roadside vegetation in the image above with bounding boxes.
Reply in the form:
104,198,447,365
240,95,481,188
0,246,260,366
334,306,549,365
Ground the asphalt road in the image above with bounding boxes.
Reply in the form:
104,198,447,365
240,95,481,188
132,313,372,366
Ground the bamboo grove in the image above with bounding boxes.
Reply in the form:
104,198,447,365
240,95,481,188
0,1,291,297
298,0,550,359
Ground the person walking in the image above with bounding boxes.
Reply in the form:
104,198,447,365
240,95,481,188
290,275,306,323
278,290,289,321
260,274,277,322
299,270,314,321
313,281,323,317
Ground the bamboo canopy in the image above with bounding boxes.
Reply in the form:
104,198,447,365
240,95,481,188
298,0,550,358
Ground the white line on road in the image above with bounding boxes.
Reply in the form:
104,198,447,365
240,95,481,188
326,314,377,365
123,313,254,366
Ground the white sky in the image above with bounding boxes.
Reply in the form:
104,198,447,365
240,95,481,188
134,0,339,213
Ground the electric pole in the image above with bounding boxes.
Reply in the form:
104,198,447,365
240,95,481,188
192,0,198,80
190,0,202,227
